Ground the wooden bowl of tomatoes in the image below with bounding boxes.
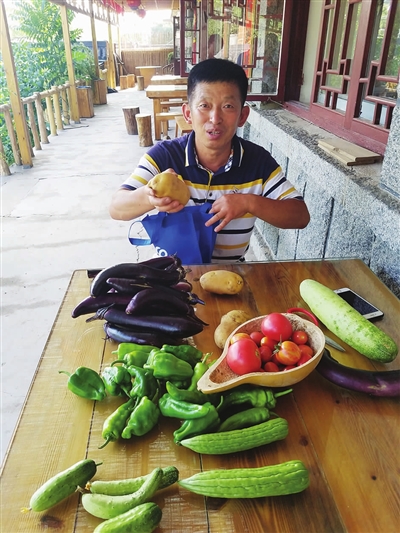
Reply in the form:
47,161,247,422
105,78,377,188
197,313,325,393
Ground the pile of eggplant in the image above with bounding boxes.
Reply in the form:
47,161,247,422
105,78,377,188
72,256,207,347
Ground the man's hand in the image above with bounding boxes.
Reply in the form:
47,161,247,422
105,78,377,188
146,185,185,213
205,194,250,232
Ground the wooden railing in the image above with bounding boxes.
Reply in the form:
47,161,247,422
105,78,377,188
0,80,82,176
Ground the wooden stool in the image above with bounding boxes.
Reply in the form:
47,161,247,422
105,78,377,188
120,75,128,90
122,106,140,135
127,74,136,88
175,115,192,137
137,76,145,91
155,112,183,138
135,113,153,146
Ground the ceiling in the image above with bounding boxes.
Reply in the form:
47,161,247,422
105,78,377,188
116,0,179,11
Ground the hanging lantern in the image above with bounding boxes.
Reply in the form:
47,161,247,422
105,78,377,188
137,7,146,18
127,0,141,9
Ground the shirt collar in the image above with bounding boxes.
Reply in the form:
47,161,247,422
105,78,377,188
185,132,244,173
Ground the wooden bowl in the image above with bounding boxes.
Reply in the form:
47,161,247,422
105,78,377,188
197,313,325,394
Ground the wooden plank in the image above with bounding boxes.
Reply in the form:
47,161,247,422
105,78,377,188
318,138,381,164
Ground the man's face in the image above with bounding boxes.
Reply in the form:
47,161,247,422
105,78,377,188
183,82,249,153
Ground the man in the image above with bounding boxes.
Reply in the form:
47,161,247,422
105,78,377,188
109,58,310,262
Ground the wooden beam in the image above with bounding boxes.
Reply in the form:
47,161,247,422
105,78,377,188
0,0,32,167
89,0,100,79
58,3,80,123
107,8,116,89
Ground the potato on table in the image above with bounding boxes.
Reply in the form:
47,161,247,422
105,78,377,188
200,270,244,295
214,310,253,349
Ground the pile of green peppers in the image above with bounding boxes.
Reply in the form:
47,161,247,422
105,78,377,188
60,341,292,449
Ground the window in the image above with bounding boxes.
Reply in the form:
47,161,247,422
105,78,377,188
288,0,399,153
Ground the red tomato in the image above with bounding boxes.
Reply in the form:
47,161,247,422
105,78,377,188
291,330,308,345
260,335,278,351
297,352,313,366
264,361,280,373
283,364,297,371
275,340,301,365
261,313,293,342
226,338,261,375
259,345,273,364
299,344,314,358
230,332,250,344
249,331,264,346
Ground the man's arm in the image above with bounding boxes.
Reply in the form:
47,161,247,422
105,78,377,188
205,194,310,232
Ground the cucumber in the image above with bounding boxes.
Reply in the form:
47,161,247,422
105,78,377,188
28,459,99,512
180,417,288,455
300,279,398,363
93,502,162,533
178,460,309,498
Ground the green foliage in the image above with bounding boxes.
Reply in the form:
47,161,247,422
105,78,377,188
0,0,97,166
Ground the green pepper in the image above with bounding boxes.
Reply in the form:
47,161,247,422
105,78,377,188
99,398,136,449
173,405,220,444
144,350,193,381
101,366,132,397
112,343,154,360
218,386,292,414
161,344,203,367
187,356,213,391
111,349,151,369
126,365,159,401
219,406,271,432
166,380,210,405
121,396,160,438
59,367,106,401
159,393,214,420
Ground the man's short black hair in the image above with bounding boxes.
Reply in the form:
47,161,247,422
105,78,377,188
187,59,249,106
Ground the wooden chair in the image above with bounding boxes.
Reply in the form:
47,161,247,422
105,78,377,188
155,112,183,138
175,115,193,137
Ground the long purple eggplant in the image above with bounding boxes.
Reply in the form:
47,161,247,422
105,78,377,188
103,322,178,347
71,294,132,318
106,278,151,295
317,349,400,397
90,262,186,297
141,255,182,270
90,307,204,338
125,288,193,315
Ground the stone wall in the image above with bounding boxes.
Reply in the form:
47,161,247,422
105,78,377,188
242,97,400,298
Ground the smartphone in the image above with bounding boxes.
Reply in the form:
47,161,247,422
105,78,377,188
334,288,384,320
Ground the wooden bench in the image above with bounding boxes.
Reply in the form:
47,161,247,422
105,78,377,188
175,115,193,137
155,111,183,137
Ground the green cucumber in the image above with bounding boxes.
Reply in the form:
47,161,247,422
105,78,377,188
93,502,162,533
87,465,179,496
178,460,309,498
299,279,398,363
28,459,99,512
180,417,288,455
81,467,163,520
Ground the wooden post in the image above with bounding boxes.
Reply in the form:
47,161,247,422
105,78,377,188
0,137,11,176
26,101,41,150
122,107,140,135
120,75,128,90
137,76,145,91
60,86,70,125
52,86,64,131
34,93,49,144
93,79,107,105
127,74,136,88
59,4,80,123
136,114,153,147
45,93,57,136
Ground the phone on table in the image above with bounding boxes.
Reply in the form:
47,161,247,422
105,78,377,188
334,288,384,320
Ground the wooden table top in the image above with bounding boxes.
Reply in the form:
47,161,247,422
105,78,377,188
1,259,399,533
146,84,188,98
151,75,187,85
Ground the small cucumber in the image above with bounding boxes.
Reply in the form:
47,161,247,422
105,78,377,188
82,467,163,520
178,460,309,498
180,417,288,454
87,465,179,496
28,459,99,512
93,502,162,533
300,279,398,363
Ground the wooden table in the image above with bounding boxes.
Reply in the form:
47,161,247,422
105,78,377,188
150,75,188,85
135,66,161,88
1,260,399,533
146,84,188,140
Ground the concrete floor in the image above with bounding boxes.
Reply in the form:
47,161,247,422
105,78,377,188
1,86,162,465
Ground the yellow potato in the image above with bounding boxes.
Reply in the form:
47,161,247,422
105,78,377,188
199,270,244,295
148,171,190,205
214,310,253,349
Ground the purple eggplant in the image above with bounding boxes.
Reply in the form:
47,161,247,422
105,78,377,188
90,307,204,338
106,278,151,295
90,262,186,297
317,349,400,397
125,288,193,315
141,255,182,270
71,294,132,318
103,322,179,347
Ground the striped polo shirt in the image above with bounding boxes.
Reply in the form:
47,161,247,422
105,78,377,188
121,132,303,262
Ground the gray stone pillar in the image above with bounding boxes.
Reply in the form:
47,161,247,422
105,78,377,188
380,82,400,198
